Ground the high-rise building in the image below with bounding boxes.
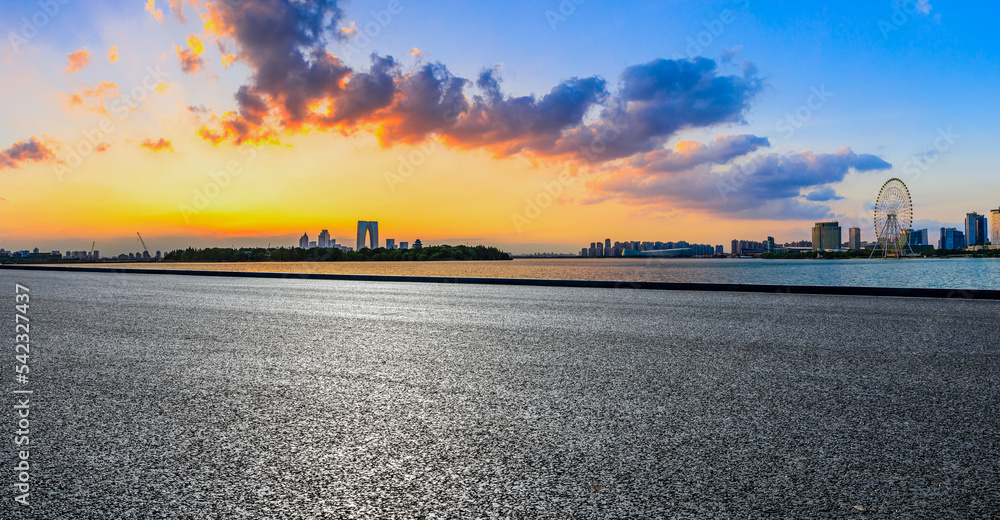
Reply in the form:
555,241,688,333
965,212,988,247
992,208,1000,245
589,242,596,257
318,229,331,248
356,221,379,250
939,227,967,250
604,238,611,252
386,239,396,250
848,227,862,250
580,248,588,257
400,241,409,250
907,229,928,247
299,232,309,249
596,242,604,257
812,222,842,251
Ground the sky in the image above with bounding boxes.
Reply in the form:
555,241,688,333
1,0,998,255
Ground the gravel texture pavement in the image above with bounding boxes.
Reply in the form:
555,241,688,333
2,269,998,519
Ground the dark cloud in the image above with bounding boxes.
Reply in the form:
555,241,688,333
201,1,760,161
324,54,397,125
177,47,204,73
376,62,469,144
552,58,762,161
0,138,57,170
207,0,350,123
630,134,769,172
590,146,891,220
804,186,844,201
441,69,607,156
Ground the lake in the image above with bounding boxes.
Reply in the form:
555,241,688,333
83,257,1000,290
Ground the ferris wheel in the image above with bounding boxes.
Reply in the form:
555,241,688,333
871,178,914,258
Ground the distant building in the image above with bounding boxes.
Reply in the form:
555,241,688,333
318,229,331,248
413,239,422,249
848,227,862,250
812,222,842,251
907,229,928,247
92,250,100,261
966,212,988,247
308,241,317,248
766,236,776,253
400,241,409,250
596,242,604,257
386,239,396,250
992,208,1000,245
356,221,379,250
731,239,767,256
580,248,588,257
715,245,724,255
604,238,611,252
939,227,967,250
298,232,309,249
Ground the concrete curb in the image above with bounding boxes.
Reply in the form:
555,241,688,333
2,264,998,300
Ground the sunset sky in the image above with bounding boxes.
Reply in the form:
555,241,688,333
1,0,998,255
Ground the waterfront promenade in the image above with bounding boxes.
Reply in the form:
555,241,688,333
3,268,998,518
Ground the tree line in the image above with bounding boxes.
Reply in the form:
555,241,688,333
163,245,512,262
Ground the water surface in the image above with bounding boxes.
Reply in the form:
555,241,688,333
84,257,1000,290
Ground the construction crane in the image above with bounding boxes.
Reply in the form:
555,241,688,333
136,232,153,261
90,241,96,262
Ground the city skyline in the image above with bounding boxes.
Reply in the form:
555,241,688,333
1,2,999,255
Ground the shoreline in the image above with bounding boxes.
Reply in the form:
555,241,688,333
3,264,998,300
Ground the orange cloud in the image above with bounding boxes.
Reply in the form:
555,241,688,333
63,49,91,72
187,34,205,55
63,81,120,114
0,138,58,170
145,0,163,22
107,46,118,63
176,36,206,73
140,138,174,152
169,0,186,22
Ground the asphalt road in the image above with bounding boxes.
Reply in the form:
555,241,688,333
2,269,998,519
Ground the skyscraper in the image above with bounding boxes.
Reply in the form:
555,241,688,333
299,232,309,249
812,222,842,251
992,208,1000,245
907,229,928,247
318,229,331,248
356,221,379,250
965,212,988,246
848,227,862,250
386,239,396,250
939,227,966,250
